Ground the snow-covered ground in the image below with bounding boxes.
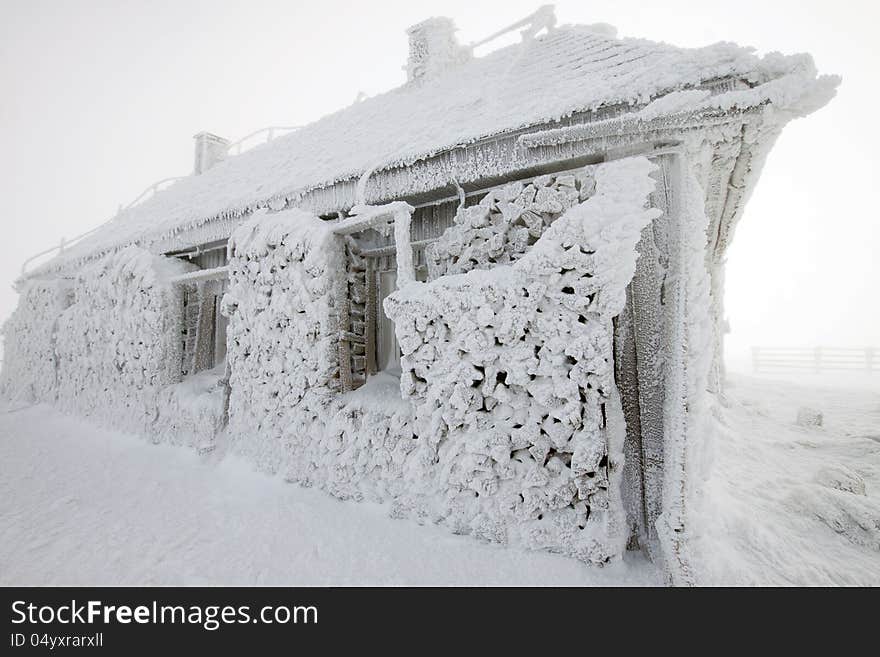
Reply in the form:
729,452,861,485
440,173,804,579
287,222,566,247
1,371,876,586
690,370,880,585
0,402,657,586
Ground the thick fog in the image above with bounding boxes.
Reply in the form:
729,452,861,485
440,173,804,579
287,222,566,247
1,0,876,371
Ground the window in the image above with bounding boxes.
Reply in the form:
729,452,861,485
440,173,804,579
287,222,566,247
172,240,230,377
337,202,450,390
376,268,401,374
181,278,228,375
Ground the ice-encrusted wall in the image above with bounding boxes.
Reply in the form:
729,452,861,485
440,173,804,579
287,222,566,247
222,210,344,470
426,170,596,280
0,279,73,403
653,158,717,584
0,246,222,441
386,157,661,560
221,210,426,502
1,245,235,447
1,156,663,564
220,158,659,563
53,247,193,433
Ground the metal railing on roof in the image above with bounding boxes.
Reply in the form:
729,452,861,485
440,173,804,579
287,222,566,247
19,176,186,276
117,177,185,215
19,124,303,277
226,125,301,156
14,7,575,281
469,4,556,51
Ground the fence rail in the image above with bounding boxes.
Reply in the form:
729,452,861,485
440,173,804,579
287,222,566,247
752,346,876,373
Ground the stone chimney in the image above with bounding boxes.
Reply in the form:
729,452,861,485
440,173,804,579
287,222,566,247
193,132,229,175
405,17,471,83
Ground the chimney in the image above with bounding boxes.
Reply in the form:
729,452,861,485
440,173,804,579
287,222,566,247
405,17,471,83
193,132,229,175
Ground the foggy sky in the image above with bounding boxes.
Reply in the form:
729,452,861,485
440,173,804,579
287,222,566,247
1,0,877,365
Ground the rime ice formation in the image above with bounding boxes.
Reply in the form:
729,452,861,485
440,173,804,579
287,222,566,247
54,248,195,433
26,25,838,276
217,157,658,562
385,158,660,559
3,11,838,579
1,247,222,438
222,210,344,471
425,169,597,279
0,280,72,403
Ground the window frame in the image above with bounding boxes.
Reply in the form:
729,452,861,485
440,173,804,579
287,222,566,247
168,240,231,378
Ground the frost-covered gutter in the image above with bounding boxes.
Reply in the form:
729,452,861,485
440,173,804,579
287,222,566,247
518,105,759,150
518,68,838,151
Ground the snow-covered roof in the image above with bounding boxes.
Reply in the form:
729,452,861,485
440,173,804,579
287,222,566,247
35,22,837,275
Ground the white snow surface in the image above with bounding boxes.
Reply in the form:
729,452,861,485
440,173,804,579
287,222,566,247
2,372,875,585
689,374,880,586
32,24,835,276
0,402,658,586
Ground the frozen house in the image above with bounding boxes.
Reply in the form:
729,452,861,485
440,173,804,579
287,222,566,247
1,8,837,580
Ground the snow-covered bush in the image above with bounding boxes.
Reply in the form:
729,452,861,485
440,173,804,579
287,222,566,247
0,279,73,403
54,246,192,433
386,156,661,562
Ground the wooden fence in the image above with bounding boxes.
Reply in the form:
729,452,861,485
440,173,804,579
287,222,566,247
752,346,876,373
